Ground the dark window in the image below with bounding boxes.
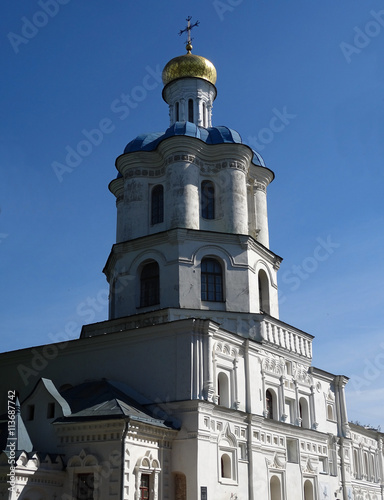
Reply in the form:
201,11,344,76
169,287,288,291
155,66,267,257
203,102,207,127
27,404,35,421
151,185,164,225
140,474,150,500
47,402,55,419
258,269,270,314
201,258,223,302
266,389,274,419
140,262,160,307
176,102,180,121
76,473,94,500
188,99,194,122
201,181,215,219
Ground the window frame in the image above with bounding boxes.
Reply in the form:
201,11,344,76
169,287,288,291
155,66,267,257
201,258,224,302
140,261,160,308
151,184,164,226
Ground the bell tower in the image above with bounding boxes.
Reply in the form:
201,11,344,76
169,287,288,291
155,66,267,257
105,39,281,322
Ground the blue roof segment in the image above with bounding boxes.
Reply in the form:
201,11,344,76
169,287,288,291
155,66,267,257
122,122,266,167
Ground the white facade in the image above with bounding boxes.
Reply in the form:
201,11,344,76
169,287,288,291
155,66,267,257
0,46,383,500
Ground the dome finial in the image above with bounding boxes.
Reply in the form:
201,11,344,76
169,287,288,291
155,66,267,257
179,16,199,53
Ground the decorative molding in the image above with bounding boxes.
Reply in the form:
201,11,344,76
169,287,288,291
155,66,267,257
265,452,286,470
262,354,285,376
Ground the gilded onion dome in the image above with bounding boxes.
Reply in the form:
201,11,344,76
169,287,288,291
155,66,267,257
162,43,217,87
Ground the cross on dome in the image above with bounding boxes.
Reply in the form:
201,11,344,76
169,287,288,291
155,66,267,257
179,16,200,53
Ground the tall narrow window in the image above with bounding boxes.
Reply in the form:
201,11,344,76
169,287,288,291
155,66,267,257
258,269,270,314
220,454,231,478
176,102,180,121
140,262,160,307
266,389,274,420
151,185,164,225
188,99,194,122
203,102,207,127
270,476,281,500
299,397,310,428
304,480,314,500
201,180,215,219
76,473,94,500
217,372,230,407
201,258,223,302
140,474,150,500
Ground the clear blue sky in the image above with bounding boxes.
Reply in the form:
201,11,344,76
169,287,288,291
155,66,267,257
1,1,383,427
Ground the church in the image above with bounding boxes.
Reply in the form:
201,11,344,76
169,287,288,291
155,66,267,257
0,24,383,500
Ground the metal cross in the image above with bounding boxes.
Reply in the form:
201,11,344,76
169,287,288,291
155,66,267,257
179,16,200,44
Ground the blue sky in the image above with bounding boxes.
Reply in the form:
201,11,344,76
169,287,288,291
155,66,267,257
1,1,383,427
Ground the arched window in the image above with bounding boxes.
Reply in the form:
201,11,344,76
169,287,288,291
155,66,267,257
201,180,215,219
299,397,310,428
217,372,230,407
176,102,180,121
188,99,194,122
327,404,334,420
201,258,223,302
151,185,164,225
140,261,160,307
220,454,231,479
258,269,270,314
304,480,314,500
270,475,281,500
266,389,274,420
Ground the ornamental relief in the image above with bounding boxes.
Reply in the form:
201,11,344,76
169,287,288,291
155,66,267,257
292,363,313,386
166,154,247,174
265,452,286,470
262,354,285,376
301,456,318,474
215,342,238,358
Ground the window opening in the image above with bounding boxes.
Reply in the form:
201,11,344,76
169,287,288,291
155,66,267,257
217,372,230,407
140,474,150,500
176,102,180,121
76,473,94,500
266,389,274,420
258,269,270,314
201,258,223,302
304,480,314,500
270,476,281,500
203,102,206,127
47,402,55,419
151,185,164,225
27,404,35,421
188,99,194,122
140,262,160,307
201,180,215,219
221,454,231,479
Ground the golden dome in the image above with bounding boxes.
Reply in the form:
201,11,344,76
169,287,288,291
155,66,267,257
162,46,217,86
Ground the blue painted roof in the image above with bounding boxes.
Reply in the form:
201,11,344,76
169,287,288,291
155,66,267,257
122,122,266,167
